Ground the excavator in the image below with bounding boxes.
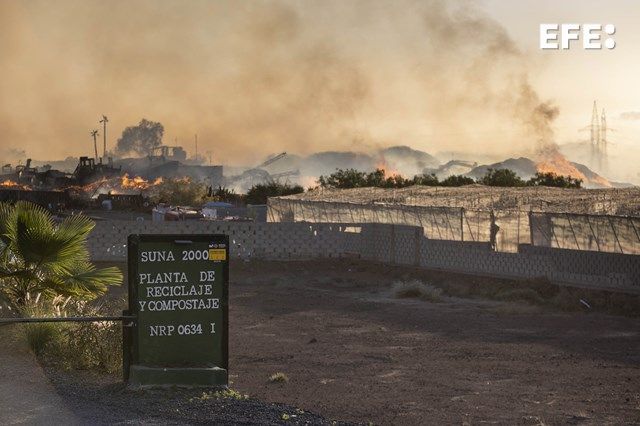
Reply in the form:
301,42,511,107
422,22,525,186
224,152,299,189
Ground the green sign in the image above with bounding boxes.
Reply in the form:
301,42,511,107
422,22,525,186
126,234,228,387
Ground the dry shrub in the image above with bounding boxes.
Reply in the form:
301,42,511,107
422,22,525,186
23,297,127,374
392,280,443,302
48,299,124,373
21,295,68,355
24,323,60,356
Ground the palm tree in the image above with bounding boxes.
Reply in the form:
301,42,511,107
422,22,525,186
0,202,122,312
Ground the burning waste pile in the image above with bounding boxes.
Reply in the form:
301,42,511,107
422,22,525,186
0,168,207,212
85,174,165,196
67,174,204,208
0,179,32,190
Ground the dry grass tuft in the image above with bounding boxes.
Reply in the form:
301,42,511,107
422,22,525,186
268,372,289,383
392,280,443,302
192,389,248,401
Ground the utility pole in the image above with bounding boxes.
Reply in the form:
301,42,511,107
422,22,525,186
195,134,198,161
91,130,99,160
99,115,109,158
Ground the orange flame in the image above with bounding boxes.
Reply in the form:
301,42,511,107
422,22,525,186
120,174,163,190
375,157,402,178
535,146,611,187
0,180,31,190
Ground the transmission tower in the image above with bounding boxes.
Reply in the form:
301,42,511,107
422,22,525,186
581,100,612,173
599,109,608,171
590,101,600,168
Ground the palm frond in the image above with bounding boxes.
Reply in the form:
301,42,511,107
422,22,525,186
0,202,120,308
13,210,92,272
12,204,56,265
0,202,14,247
56,214,95,242
53,262,122,299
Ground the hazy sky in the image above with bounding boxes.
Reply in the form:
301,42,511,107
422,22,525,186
0,0,638,181
485,0,640,140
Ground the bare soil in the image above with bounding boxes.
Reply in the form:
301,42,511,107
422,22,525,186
56,260,640,424
225,260,640,425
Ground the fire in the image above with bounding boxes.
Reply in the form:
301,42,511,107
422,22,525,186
375,157,402,178
0,180,31,190
120,174,163,190
71,174,167,198
535,145,611,187
1,179,19,187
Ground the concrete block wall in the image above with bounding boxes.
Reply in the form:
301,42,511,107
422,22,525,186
519,244,640,290
357,224,392,263
89,221,363,262
425,241,549,280
87,220,640,293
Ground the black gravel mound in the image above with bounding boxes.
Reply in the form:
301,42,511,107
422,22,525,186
44,368,355,425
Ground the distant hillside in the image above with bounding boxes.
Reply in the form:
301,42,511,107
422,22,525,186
379,146,439,173
424,160,478,180
467,157,538,180
465,157,624,189
297,145,438,177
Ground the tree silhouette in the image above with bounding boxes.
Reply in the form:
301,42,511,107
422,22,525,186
115,119,164,157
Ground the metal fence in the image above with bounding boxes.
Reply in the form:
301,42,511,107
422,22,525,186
530,212,640,255
268,198,639,255
268,198,505,247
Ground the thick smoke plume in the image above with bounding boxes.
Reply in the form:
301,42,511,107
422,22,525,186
0,0,557,166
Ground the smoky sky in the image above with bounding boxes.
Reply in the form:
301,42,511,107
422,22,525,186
0,0,556,165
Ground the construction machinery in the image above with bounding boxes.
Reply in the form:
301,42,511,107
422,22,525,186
72,156,121,185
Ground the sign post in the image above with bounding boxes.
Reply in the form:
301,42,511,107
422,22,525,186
126,234,229,387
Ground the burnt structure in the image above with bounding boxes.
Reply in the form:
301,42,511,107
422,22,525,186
1,156,121,189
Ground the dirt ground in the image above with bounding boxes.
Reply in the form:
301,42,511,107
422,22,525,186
77,260,640,424
224,260,640,425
